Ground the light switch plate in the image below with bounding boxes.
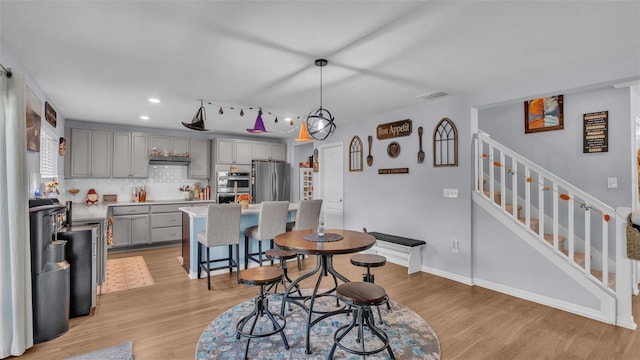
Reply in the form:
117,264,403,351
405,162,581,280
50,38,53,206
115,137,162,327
443,188,459,198
607,177,618,189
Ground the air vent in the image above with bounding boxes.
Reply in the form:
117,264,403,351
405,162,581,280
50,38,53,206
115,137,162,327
417,90,448,100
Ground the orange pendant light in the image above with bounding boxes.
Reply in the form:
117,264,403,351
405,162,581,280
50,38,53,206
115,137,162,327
294,122,314,142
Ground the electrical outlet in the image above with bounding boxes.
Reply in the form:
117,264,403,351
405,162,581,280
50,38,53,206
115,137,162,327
607,177,618,189
451,239,459,253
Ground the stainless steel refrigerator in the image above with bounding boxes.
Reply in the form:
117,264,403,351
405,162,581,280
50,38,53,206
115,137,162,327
251,160,291,203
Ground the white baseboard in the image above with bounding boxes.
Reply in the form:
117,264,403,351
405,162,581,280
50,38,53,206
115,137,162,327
422,265,473,286
473,277,614,325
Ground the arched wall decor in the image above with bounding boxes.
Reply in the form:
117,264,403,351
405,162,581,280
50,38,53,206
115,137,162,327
433,118,458,167
349,135,363,172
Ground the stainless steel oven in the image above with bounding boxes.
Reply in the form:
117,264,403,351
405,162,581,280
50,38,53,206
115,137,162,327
216,171,250,203
217,193,237,204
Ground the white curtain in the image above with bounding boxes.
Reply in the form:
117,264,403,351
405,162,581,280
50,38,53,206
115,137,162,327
0,71,33,357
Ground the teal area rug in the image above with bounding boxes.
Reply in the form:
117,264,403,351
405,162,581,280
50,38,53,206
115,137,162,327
196,294,440,359
64,341,133,360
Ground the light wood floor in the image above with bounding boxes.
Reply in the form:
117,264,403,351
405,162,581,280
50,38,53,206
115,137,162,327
17,245,640,359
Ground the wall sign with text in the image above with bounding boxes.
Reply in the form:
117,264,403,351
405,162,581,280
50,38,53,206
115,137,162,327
378,167,409,175
376,119,412,140
583,111,608,153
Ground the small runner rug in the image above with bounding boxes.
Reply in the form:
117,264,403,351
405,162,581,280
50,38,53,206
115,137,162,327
64,341,133,360
196,294,440,360
100,256,154,295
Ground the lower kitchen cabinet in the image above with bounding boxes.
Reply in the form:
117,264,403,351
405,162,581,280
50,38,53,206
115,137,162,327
150,212,182,243
111,206,150,247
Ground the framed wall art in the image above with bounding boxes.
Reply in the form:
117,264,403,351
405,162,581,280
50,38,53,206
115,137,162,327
26,85,42,152
348,135,363,172
524,95,564,134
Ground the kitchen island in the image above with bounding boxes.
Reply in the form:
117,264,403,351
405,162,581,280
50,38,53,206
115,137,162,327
179,203,298,279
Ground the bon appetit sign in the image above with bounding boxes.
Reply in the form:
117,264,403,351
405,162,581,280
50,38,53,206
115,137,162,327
376,119,412,140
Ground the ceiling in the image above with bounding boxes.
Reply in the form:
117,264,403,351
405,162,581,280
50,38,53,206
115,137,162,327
2,1,639,139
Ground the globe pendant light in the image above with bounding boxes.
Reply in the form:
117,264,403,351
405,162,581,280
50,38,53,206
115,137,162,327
182,100,208,131
306,59,336,140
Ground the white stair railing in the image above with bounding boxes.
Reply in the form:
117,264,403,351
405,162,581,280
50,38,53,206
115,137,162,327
474,131,616,291
474,131,636,328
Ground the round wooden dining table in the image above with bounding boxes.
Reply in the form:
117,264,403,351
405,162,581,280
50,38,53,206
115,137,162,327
275,229,376,354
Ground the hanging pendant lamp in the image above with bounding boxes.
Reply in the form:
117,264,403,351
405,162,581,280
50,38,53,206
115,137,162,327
294,122,314,142
182,100,208,131
247,109,268,133
306,59,336,141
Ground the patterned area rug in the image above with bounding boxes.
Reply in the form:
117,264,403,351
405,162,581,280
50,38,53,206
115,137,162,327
196,294,440,359
64,341,134,360
100,256,154,295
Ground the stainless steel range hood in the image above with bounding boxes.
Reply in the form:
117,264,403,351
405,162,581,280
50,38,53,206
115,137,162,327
149,155,191,166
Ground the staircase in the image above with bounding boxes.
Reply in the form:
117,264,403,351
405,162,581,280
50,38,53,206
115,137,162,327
473,130,635,328
483,189,616,289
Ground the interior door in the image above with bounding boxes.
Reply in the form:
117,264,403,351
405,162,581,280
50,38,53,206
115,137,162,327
320,143,343,229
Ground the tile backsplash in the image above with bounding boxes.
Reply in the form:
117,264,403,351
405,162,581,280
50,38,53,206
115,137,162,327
64,165,210,202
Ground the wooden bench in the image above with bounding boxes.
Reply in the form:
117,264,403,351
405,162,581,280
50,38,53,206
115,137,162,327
363,229,426,274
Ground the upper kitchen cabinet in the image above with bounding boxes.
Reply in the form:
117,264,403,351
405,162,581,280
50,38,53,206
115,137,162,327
150,135,189,156
188,138,210,179
113,132,149,178
270,143,286,161
251,141,286,161
65,128,112,178
216,139,252,165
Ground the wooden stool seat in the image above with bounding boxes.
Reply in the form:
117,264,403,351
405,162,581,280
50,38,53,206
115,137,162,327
265,248,297,260
349,254,391,323
329,282,394,359
236,266,289,359
238,267,283,286
350,254,386,268
336,282,387,306
265,249,301,296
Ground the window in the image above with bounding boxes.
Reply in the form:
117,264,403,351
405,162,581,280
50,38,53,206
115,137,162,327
40,130,58,179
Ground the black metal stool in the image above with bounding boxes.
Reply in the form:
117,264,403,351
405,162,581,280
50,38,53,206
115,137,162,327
236,267,289,360
329,282,395,359
350,254,391,322
265,248,302,297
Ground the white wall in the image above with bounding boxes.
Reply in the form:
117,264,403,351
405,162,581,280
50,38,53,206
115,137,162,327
336,98,473,279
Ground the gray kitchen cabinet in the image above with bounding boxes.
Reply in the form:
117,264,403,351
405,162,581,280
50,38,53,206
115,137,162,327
113,132,149,178
252,141,269,160
251,141,286,161
188,138,210,179
270,143,286,161
150,135,189,156
66,128,112,178
150,204,185,244
111,206,150,247
235,140,252,164
216,139,234,164
216,138,252,165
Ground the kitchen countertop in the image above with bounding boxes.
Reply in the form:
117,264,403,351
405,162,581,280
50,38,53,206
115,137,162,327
71,199,217,223
180,203,298,217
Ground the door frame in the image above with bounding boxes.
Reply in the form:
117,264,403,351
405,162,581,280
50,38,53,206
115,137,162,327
317,141,344,228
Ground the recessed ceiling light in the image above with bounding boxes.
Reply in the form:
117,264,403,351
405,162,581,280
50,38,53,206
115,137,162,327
140,115,150,120
148,98,160,104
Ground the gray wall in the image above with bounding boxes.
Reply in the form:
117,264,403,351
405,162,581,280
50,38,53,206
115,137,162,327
479,87,633,208
337,98,473,279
